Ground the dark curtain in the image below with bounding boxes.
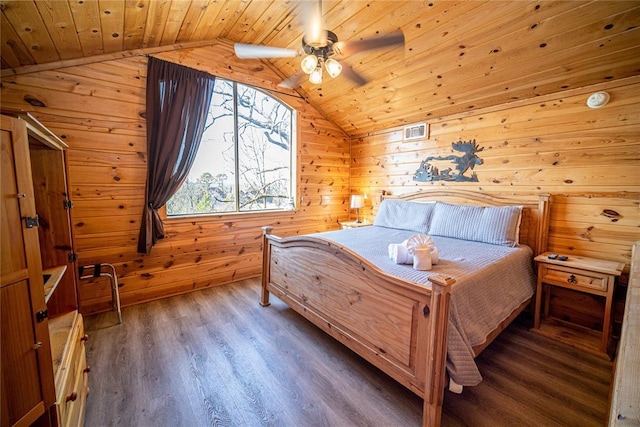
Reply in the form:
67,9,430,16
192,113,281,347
137,57,216,255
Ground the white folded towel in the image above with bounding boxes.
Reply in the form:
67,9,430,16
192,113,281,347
430,246,439,265
388,234,440,266
406,234,435,253
388,242,412,264
413,247,432,270
406,234,439,265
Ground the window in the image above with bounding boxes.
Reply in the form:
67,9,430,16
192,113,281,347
166,78,295,216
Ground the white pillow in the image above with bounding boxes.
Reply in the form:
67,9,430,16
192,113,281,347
374,199,435,234
428,202,522,247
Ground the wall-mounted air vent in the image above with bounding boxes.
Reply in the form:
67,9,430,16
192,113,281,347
404,123,428,140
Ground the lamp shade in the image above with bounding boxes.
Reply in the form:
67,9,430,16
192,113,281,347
301,54,318,74
325,58,343,78
309,65,323,84
350,195,365,209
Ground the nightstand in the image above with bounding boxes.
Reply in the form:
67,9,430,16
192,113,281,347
532,252,624,360
340,220,372,229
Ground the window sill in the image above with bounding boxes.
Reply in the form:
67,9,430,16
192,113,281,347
163,208,296,224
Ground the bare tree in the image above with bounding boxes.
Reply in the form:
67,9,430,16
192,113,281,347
167,79,292,215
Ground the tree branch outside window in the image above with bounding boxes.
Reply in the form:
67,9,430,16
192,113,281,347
166,78,294,216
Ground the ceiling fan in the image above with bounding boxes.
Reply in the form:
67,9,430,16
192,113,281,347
233,1,404,88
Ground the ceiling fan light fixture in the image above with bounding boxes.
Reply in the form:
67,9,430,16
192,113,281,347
301,54,318,74
309,64,323,85
325,58,342,78
234,5,404,89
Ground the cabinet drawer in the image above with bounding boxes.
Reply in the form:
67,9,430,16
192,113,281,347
68,314,85,386
541,265,608,292
63,346,88,427
54,313,87,425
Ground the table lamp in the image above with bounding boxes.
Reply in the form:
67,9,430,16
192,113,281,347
350,195,365,223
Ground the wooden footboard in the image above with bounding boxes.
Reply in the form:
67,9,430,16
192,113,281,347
261,226,455,427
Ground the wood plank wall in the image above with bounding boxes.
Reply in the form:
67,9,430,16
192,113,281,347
350,76,640,331
1,40,638,324
0,42,351,314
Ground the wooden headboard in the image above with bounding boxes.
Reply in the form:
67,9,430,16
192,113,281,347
383,189,550,256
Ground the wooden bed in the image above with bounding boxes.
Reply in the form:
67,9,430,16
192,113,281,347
261,189,550,427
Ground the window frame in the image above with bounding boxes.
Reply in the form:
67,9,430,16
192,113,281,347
163,78,298,219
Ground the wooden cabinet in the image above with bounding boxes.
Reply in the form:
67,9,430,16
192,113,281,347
1,113,88,426
1,114,56,426
532,252,624,360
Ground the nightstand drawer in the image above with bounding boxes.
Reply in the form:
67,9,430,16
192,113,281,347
541,265,608,292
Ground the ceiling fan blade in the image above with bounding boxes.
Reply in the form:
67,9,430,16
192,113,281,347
341,63,368,86
234,43,299,59
333,31,405,56
301,0,325,45
278,72,306,89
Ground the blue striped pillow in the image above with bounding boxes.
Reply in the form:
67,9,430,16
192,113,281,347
428,202,522,247
374,199,435,234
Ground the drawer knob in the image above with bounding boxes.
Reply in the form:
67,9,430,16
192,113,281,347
80,334,89,342
567,274,577,284
66,392,78,402
83,365,91,374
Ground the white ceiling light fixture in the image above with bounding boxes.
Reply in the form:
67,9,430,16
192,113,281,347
309,63,323,85
324,58,343,78
233,12,404,89
586,91,610,108
300,54,318,74
233,0,405,90
301,52,341,81
300,30,341,85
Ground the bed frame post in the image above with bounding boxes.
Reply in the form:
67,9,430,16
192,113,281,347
536,194,551,255
261,226,274,307
423,274,454,427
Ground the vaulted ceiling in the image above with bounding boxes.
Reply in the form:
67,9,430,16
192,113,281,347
1,1,639,135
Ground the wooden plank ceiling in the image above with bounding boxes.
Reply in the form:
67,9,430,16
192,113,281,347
1,0,639,136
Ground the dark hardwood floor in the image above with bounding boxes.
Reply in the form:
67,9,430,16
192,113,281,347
84,278,613,426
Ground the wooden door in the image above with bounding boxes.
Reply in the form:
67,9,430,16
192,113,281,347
30,146,78,317
1,115,55,426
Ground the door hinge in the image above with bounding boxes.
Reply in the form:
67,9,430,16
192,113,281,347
63,199,74,209
36,309,48,323
68,252,78,263
25,215,40,228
